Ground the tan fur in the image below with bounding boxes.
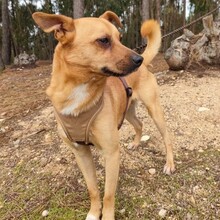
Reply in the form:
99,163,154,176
33,11,175,220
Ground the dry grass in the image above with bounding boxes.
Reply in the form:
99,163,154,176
0,60,219,220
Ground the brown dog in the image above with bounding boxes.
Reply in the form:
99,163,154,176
32,11,175,220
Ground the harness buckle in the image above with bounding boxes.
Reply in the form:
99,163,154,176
126,87,133,97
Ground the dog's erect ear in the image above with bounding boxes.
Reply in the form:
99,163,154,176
32,12,75,44
99,11,122,28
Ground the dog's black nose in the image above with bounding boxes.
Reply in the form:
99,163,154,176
132,54,143,67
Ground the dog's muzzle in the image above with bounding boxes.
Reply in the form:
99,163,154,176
101,54,143,77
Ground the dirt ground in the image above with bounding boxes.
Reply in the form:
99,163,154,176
0,54,220,220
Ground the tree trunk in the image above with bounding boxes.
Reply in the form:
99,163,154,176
156,0,161,23
73,0,84,18
142,0,150,21
2,0,11,65
183,0,186,26
0,51,5,72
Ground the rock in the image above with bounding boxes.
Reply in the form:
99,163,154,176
148,168,156,175
0,118,5,123
14,51,37,66
1,112,7,116
158,208,167,218
165,15,220,70
12,131,23,139
142,201,148,208
13,139,20,148
119,208,126,214
40,158,49,167
184,29,195,39
186,212,193,220
44,133,52,143
42,210,49,217
1,128,6,133
164,34,190,70
141,135,150,142
190,195,196,206
198,107,210,112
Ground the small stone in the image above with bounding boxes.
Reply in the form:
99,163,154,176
44,133,52,143
40,158,48,167
158,208,167,218
0,118,6,123
13,139,20,148
60,157,68,164
188,145,195,151
1,112,7,116
186,212,192,220
148,168,156,175
119,208,126,214
193,185,199,193
190,196,196,205
142,201,148,208
42,210,49,217
141,135,150,142
1,128,6,132
0,151,9,157
198,107,210,112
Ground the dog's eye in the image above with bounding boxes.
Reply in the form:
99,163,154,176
97,37,111,47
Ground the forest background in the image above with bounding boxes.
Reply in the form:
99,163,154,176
0,0,219,68
0,1,220,219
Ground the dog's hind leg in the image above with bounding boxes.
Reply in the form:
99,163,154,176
125,101,143,148
71,146,101,220
137,74,175,174
146,98,175,174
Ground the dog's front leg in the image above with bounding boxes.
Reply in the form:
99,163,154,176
71,146,101,220
102,145,120,220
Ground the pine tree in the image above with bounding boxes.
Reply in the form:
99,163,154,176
2,0,11,65
73,0,84,18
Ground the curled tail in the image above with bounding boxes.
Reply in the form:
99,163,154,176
140,20,161,66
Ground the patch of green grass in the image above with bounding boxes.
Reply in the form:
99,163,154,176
0,149,219,219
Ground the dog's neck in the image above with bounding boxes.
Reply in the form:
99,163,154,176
47,61,107,116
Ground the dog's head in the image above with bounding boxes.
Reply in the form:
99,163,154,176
32,11,143,77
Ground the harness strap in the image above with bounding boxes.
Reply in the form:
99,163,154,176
84,97,104,144
54,77,132,146
118,77,133,130
54,107,75,143
54,97,104,146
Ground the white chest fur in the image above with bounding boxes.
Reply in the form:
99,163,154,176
61,84,88,116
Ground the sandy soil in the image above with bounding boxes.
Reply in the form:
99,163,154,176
0,55,219,219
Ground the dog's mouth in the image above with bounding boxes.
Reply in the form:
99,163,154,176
101,66,139,77
101,54,143,77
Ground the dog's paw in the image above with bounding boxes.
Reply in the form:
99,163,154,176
86,214,99,220
127,142,139,149
163,163,175,175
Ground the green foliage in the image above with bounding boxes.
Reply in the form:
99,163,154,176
56,0,73,17
188,0,219,33
1,0,219,60
10,2,37,56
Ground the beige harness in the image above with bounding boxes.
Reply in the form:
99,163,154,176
54,77,132,146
